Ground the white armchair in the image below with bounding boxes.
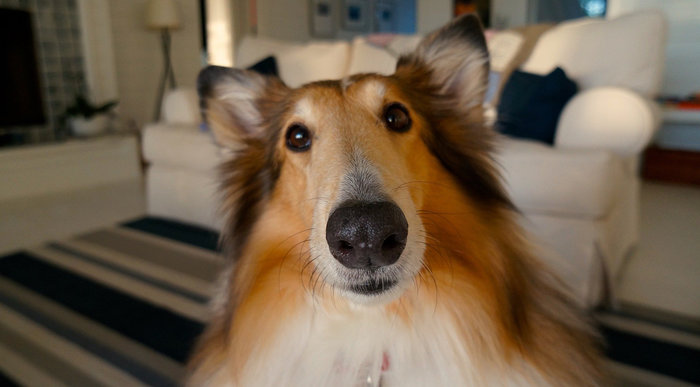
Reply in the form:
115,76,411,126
494,10,667,306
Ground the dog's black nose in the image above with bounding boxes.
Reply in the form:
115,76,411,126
326,201,408,269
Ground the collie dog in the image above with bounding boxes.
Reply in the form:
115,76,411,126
189,15,602,386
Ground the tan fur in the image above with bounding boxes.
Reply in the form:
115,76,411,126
189,15,602,386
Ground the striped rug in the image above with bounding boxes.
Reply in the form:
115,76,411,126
0,217,697,386
0,218,220,386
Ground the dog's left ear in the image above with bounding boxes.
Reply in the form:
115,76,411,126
197,65,288,149
395,14,488,113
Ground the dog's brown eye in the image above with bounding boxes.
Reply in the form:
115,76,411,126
285,124,311,152
383,103,411,133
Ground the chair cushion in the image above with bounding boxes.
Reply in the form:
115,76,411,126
142,123,223,172
495,136,625,219
496,67,577,144
162,89,199,125
520,10,667,96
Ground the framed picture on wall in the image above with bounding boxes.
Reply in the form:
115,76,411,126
342,0,369,31
374,0,396,32
310,0,335,37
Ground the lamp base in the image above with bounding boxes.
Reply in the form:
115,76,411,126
154,29,177,122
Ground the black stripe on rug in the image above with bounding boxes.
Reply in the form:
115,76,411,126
0,252,204,363
0,369,19,387
601,325,700,384
122,217,220,252
0,292,178,387
47,242,209,304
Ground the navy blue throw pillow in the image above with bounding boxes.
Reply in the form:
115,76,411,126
496,67,577,145
247,56,278,77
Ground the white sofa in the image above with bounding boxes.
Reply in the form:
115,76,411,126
142,11,666,307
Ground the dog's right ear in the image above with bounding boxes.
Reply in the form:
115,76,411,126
197,65,288,149
395,14,489,115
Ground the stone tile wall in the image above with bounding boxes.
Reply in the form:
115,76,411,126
1,0,86,142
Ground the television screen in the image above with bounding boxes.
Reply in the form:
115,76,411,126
0,8,46,127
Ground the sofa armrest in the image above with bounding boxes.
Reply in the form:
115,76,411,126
555,87,661,156
143,123,222,171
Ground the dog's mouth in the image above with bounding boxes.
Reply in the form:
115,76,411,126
347,275,398,295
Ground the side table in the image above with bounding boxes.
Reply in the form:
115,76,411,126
642,107,700,185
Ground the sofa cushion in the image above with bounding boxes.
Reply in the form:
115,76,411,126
520,10,667,96
495,137,624,219
347,35,422,76
277,41,349,87
486,30,523,73
385,35,422,56
143,123,223,172
496,67,577,144
486,24,555,107
236,36,350,88
347,37,398,75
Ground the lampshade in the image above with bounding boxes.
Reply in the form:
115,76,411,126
145,0,181,29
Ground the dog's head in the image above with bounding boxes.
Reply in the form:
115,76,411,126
199,15,509,305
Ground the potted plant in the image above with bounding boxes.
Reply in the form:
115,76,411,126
63,95,118,137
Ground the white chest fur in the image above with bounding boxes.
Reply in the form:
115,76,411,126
234,301,546,387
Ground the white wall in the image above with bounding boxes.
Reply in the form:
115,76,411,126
608,0,700,97
416,0,452,34
256,0,312,41
253,0,451,41
108,0,202,127
79,0,119,105
491,0,530,29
